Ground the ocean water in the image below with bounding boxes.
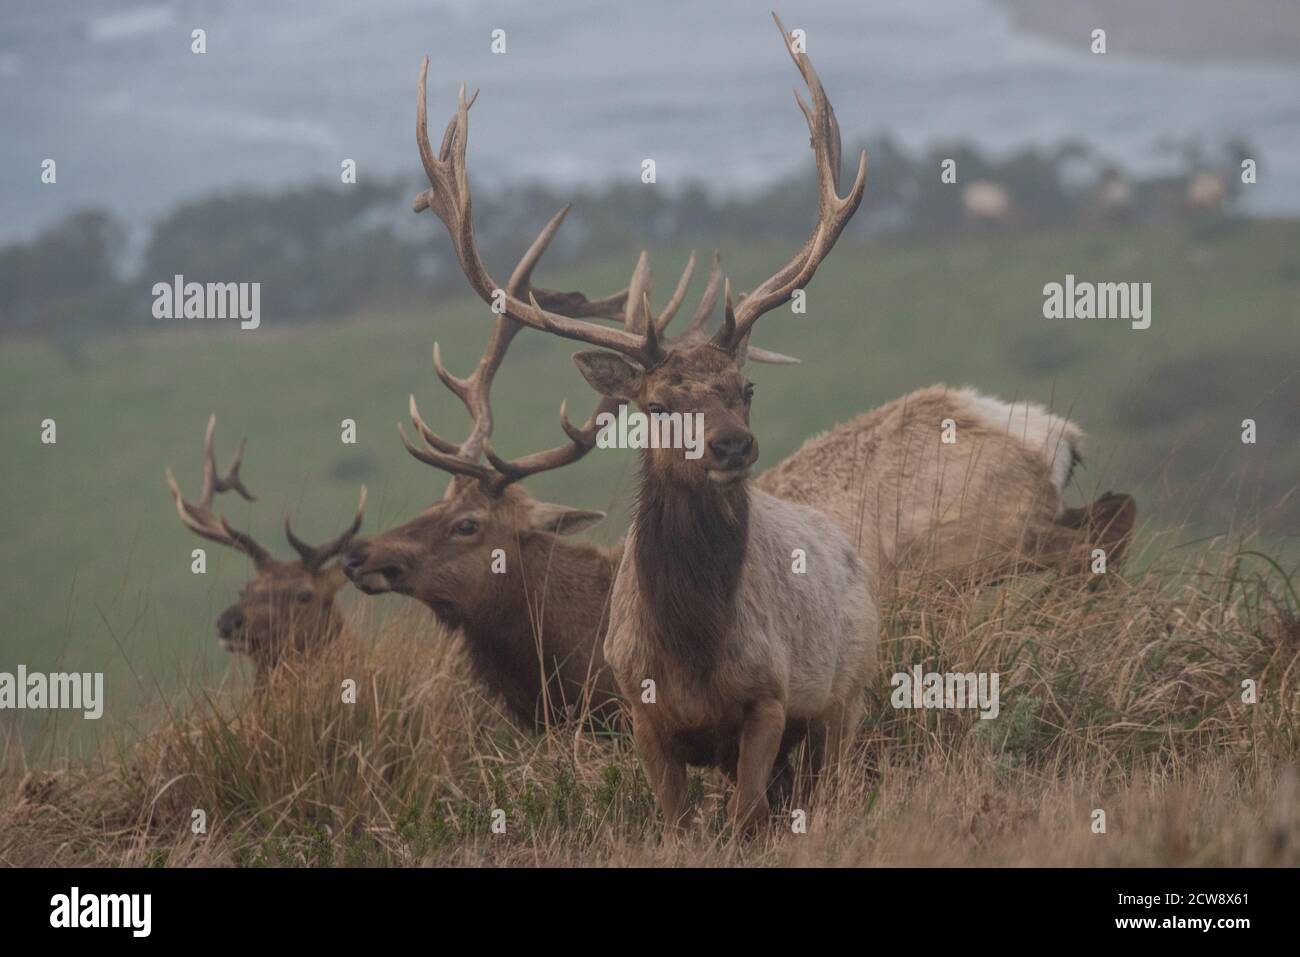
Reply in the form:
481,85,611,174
3,0,1299,241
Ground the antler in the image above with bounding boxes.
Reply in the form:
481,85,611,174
411,52,804,371
165,415,273,568
714,13,868,351
655,251,798,364
284,486,368,572
403,186,623,494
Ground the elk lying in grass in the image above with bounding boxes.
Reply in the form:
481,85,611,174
167,415,366,686
341,208,623,728
755,388,1136,594
395,14,880,832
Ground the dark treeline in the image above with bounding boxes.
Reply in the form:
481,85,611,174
1,134,1251,344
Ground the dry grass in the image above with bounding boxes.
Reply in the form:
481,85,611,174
1,532,1296,867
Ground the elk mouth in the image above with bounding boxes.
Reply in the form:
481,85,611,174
706,465,752,485
217,632,250,655
348,565,405,595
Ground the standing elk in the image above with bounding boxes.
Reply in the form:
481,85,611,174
166,415,366,686
390,14,879,833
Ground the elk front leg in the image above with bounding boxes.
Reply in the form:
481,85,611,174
632,708,688,835
730,697,786,834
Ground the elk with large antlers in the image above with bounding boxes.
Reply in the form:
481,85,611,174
167,416,366,685
383,14,878,831
341,201,627,728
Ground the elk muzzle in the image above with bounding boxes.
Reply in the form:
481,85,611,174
342,540,405,595
705,426,758,483
215,603,246,651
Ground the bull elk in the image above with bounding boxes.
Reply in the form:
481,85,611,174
166,415,366,685
391,14,879,833
340,205,624,728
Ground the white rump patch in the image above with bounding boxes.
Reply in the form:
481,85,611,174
954,387,1083,493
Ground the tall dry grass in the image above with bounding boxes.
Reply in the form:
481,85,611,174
1,532,1296,866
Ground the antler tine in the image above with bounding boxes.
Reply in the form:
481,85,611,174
661,250,722,340
199,413,255,506
661,249,801,366
723,13,868,349
625,251,652,334
413,56,666,369
651,252,697,334
165,416,272,568
284,485,368,571
398,418,497,485
482,396,619,492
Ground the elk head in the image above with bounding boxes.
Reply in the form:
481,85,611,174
166,416,366,677
563,15,864,491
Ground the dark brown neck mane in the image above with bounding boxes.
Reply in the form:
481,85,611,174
633,454,750,677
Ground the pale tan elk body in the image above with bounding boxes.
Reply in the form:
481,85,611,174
606,482,876,773
166,416,366,686
756,385,1135,592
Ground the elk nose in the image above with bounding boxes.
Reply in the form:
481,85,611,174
709,433,754,467
216,608,244,638
342,545,368,580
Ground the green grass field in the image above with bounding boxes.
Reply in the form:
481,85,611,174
2,220,1296,736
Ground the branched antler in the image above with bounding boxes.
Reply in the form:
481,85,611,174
165,415,272,568
716,12,868,350
402,192,623,494
284,486,367,572
411,43,807,373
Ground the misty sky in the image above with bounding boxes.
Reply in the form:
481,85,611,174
4,0,1299,241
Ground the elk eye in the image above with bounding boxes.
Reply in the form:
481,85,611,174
295,589,314,603
453,518,480,536
743,383,755,404
647,403,667,416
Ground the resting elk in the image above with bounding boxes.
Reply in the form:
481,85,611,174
166,415,366,686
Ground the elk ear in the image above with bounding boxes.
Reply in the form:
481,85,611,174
528,502,606,536
572,351,642,400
